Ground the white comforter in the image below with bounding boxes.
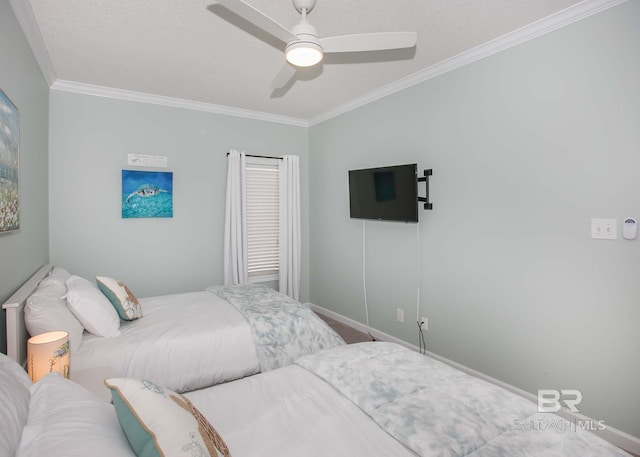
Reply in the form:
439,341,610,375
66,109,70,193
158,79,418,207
72,291,260,395
185,363,416,457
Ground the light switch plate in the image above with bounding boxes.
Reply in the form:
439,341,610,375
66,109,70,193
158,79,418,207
591,218,617,240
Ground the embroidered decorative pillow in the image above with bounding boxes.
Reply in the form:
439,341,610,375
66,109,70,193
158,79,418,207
96,276,143,321
105,378,231,457
65,275,120,337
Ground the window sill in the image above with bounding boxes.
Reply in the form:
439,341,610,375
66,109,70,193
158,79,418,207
248,274,279,284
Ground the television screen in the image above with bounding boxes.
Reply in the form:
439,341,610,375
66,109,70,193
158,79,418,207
348,164,418,222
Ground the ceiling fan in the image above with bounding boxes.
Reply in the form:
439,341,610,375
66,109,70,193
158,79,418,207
210,0,417,89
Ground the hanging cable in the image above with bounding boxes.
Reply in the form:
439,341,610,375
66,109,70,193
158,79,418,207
416,222,426,353
362,221,374,341
416,221,420,324
418,320,427,354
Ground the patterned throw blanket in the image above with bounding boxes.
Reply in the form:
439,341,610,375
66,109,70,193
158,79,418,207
295,342,630,457
208,284,344,371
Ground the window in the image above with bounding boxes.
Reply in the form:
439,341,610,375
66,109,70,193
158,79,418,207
245,157,279,282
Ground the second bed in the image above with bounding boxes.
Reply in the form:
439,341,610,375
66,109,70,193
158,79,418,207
4,265,344,397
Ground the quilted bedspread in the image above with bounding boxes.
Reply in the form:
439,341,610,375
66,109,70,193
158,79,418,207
209,284,345,371
295,342,630,457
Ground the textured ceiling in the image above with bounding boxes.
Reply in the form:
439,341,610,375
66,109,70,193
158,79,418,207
18,0,604,123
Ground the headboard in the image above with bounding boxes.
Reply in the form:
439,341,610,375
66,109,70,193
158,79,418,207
2,264,53,366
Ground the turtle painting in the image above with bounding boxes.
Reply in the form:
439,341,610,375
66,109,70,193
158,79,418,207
125,184,168,204
122,170,173,218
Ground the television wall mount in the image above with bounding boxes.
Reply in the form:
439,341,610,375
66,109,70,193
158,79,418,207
417,169,433,210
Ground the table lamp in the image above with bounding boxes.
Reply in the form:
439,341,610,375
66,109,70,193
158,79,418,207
27,331,70,382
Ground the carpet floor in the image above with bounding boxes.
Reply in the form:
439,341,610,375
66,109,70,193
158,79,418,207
316,312,373,344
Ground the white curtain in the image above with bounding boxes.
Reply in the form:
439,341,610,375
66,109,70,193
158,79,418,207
223,149,248,285
279,155,301,300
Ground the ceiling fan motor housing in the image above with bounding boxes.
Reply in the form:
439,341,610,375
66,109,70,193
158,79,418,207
286,18,323,67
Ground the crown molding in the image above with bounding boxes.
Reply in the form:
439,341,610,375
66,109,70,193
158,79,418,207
10,0,307,126
49,80,309,127
9,0,309,127
8,0,56,85
308,0,628,126
10,0,626,128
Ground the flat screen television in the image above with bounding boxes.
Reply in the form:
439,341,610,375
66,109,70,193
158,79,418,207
348,164,418,223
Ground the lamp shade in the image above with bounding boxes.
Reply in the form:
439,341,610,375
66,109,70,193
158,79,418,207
27,331,70,382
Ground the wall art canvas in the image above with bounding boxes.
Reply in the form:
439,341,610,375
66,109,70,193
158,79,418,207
122,170,173,218
0,89,19,233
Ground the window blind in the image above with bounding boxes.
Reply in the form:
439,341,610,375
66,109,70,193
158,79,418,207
245,161,279,280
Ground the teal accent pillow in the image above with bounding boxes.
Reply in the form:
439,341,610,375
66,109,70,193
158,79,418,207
96,276,143,321
104,378,230,457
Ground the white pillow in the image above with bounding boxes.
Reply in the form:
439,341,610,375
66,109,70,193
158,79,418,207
16,373,137,457
65,275,120,337
0,353,31,457
25,280,84,352
105,378,230,457
96,276,143,321
38,266,71,287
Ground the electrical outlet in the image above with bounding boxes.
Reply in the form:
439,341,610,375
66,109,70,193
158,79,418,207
396,308,404,323
420,317,428,330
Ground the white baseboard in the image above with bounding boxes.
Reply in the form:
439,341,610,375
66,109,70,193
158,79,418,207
309,303,640,455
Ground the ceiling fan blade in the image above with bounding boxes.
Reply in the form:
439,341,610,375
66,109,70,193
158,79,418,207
213,0,297,44
320,32,417,53
271,63,297,89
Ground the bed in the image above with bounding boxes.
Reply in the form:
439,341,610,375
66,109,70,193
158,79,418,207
2,264,344,396
0,341,632,457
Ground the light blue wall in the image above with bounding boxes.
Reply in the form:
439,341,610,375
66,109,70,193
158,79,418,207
0,0,49,354
48,91,310,299
309,1,639,438
3,0,638,441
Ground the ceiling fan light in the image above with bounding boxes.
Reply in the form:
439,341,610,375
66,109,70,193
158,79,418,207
286,42,323,67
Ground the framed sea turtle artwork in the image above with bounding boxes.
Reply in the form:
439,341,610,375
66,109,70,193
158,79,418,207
0,89,20,233
122,170,173,218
